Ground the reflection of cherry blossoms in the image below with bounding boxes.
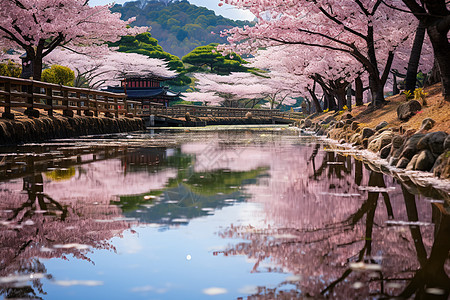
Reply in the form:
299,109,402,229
0,154,177,298
217,144,448,298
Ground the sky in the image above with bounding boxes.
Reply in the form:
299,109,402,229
89,0,255,21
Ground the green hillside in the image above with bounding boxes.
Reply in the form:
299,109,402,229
111,0,254,58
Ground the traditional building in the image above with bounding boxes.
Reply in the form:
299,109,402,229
104,74,181,107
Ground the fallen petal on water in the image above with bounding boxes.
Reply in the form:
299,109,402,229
349,262,382,271
54,280,103,287
352,282,364,289
425,288,445,295
285,275,302,282
203,287,227,295
53,243,90,250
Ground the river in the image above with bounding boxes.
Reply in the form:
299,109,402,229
0,125,449,299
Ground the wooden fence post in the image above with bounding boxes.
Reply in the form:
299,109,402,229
24,80,39,118
2,81,14,119
114,96,119,118
62,88,73,117
93,94,98,117
76,92,82,116
47,86,53,117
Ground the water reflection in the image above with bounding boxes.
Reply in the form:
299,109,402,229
117,147,269,227
0,130,448,299
218,144,449,299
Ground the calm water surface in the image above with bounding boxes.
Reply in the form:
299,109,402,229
0,126,449,299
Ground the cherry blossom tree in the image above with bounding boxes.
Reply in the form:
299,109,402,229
0,0,147,81
44,49,176,89
181,91,224,106
219,0,417,105
250,44,367,111
193,72,298,108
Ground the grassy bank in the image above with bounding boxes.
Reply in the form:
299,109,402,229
0,109,145,145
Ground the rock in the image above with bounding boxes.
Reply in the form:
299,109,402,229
351,121,360,131
343,113,353,120
389,157,399,166
304,119,312,128
415,150,435,171
380,143,392,159
362,138,369,149
391,135,405,148
337,121,346,128
406,154,420,170
245,112,253,119
419,118,435,131
349,133,361,144
397,100,421,121
398,133,425,160
404,129,417,137
321,115,336,124
368,131,394,153
361,127,375,139
445,136,450,150
396,157,410,169
433,151,450,179
417,131,448,155
375,121,388,131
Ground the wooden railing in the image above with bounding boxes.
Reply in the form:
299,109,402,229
0,76,142,119
142,103,302,119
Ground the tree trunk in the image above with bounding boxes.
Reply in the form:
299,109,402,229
324,92,337,112
335,87,346,111
405,20,426,93
346,84,352,112
427,59,441,86
32,55,43,81
307,88,323,113
355,77,364,106
427,25,450,101
392,73,400,95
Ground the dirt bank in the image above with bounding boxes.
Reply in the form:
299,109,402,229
299,83,450,181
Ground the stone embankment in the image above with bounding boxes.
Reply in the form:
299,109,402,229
0,114,145,145
299,113,449,180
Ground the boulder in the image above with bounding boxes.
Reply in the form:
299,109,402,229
398,133,425,160
361,127,375,139
335,121,345,128
351,121,360,131
391,135,405,148
417,131,448,155
343,113,353,120
368,130,394,153
433,151,450,179
397,100,421,121
396,157,410,169
415,150,435,171
388,135,406,161
445,135,450,150
362,138,369,149
406,154,420,170
320,115,336,124
375,121,388,131
419,118,435,131
380,143,392,159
